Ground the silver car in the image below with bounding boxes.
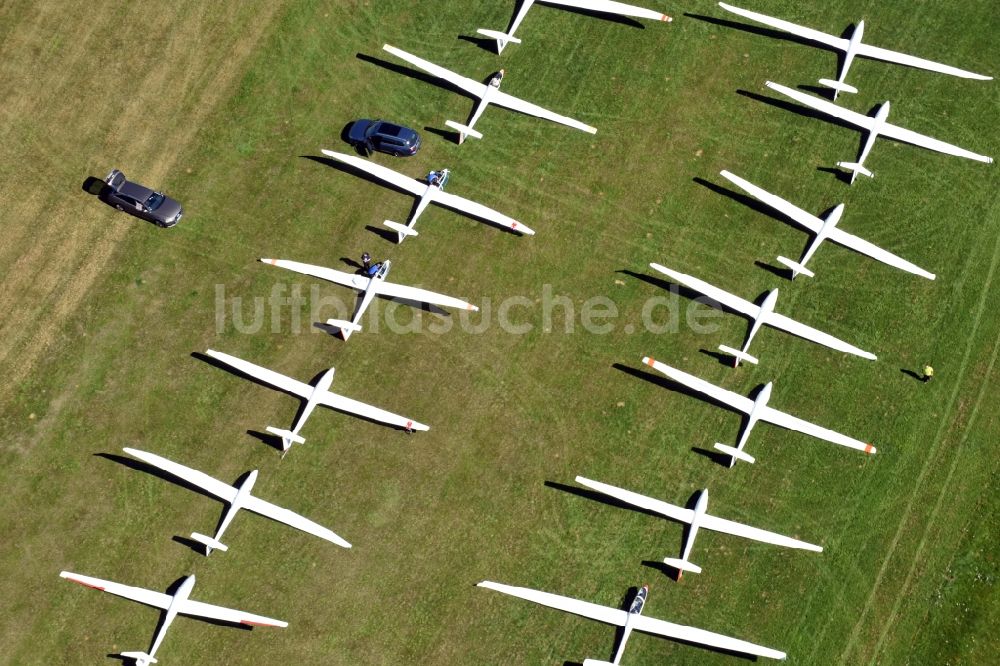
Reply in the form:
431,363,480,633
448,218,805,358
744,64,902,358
103,169,183,227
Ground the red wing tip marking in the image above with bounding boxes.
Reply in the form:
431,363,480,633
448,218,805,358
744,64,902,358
240,620,280,627
405,421,413,430
66,578,104,591
644,357,655,366
865,444,876,454
511,222,518,229
661,15,673,22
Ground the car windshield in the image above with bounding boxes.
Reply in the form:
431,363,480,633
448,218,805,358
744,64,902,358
145,192,165,210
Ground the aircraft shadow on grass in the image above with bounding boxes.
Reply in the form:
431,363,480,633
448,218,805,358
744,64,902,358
103,577,252,665
738,89,919,180
97,451,259,555
191,351,417,434
618,268,774,321
692,175,842,278
686,12,854,99
610,363,754,468
548,480,707,581
356,52,475,103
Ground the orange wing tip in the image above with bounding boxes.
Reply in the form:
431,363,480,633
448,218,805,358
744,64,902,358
865,444,876,454
661,15,673,22
643,357,655,366
65,577,104,591
240,620,285,627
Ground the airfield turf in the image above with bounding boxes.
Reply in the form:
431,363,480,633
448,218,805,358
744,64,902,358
0,1,997,664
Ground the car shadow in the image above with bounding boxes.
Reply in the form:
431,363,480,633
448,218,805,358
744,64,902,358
82,175,109,197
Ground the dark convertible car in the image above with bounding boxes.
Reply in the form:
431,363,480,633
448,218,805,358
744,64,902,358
347,119,421,156
103,169,183,228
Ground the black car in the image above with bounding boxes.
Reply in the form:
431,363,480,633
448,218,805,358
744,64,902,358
347,119,421,156
102,169,183,228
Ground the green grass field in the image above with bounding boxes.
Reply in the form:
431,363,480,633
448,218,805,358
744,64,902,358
1,1,998,663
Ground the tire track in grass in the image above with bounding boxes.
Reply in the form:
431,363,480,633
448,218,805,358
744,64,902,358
865,223,1000,663
838,209,1000,663
1,3,285,400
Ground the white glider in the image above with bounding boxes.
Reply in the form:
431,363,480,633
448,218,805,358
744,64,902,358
261,258,478,339
60,571,285,666
122,447,351,554
765,81,993,183
204,349,428,454
648,263,875,366
719,170,935,280
641,357,876,466
478,581,785,663
382,44,597,143
574,477,821,577
320,149,532,242
478,0,672,54
719,3,992,99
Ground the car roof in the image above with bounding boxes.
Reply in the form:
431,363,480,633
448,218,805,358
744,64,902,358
119,180,155,200
377,122,404,137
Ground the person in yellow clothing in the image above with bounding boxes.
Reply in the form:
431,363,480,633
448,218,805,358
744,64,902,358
922,365,935,383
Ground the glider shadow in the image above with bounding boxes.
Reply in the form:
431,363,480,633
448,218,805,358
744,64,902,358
357,52,477,103
192,352,417,433
684,13,834,52
95,452,219,504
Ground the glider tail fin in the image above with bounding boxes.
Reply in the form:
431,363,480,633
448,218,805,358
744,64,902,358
383,220,418,241
324,319,362,341
121,651,158,665
718,345,759,366
663,557,703,575
713,443,756,465
775,256,816,279
264,426,306,451
836,161,874,183
475,28,521,53
189,532,229,554
443,120,484,143
818,78,858,96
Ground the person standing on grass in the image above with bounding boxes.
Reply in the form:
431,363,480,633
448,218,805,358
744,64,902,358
922,365,935,382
